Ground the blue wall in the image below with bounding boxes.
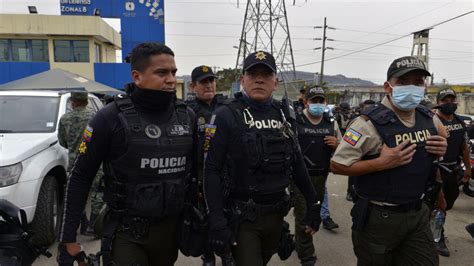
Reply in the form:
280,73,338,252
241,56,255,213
0,62,50,85
60,0,165,61
94,63,131,90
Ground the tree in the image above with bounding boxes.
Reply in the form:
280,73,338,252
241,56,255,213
215,68,242,92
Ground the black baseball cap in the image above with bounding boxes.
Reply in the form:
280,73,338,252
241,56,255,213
387,56,431,80
437,88,457,101
243,51,277,73
191,65,217,82
305,86,325,100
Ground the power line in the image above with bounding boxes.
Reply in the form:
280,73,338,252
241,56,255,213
331,1,455,48
295,11,474,67
167,33,313,40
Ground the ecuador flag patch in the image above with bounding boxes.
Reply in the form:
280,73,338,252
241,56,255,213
343,128,362,146
82,125,93,142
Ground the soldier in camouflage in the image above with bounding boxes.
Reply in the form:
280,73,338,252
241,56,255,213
58,91,104,237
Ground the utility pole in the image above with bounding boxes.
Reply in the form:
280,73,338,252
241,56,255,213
314,17,334,86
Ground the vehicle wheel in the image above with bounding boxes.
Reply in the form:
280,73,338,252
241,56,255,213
30,175,63,246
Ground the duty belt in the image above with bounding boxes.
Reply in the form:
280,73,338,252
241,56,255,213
230,191,286,205
117,215,167,240
369,199,423,213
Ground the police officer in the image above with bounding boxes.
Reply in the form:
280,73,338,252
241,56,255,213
204,51,322,266
434,88,471,257
57,43,198,265
293,86,342,265
331,56,448,265
186,65,226,266
58,91,102,237
334,102,353,135
187,65,226,179
293,86,307,114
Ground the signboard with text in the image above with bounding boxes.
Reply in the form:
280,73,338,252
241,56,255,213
60,0,165,60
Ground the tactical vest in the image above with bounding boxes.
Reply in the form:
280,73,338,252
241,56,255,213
225,94,294,197
356,104,437,204
439,114,466,163
186,95,226,165
103,94,193,219
295,111,334,176
293,100,305,114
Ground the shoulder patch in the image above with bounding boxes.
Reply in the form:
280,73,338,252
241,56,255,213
78,140,87,154
343,128,362,146
82,125,93,142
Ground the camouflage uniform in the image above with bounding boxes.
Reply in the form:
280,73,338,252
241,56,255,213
58,96,104,220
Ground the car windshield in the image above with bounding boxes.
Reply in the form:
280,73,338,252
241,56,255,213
0,96,60,133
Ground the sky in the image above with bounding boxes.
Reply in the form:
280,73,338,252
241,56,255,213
0,0,472,85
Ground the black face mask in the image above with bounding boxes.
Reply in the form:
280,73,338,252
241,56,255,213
439,102,457,115
130,84,176,111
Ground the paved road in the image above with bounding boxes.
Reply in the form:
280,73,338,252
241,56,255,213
35,173,474,265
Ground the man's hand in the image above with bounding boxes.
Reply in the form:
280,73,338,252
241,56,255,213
324,136,338,150
302,202,321,235
57,242,83,265
463,168,472,184
426,135,447,157
375,140,417,170
208,226,236,255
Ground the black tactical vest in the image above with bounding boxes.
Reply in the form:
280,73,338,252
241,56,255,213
104,94,193,218
356,104,437,204
439,114,466,163
295,111,334,176
186,95,226,165
225,94,294,197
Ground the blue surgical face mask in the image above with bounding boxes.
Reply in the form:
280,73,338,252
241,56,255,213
389,84,425,111
308,103,326,117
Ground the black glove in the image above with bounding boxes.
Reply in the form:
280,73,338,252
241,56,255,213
303,202,322,232
208,226,234,255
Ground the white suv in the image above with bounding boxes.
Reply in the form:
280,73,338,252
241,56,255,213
0,90,103,245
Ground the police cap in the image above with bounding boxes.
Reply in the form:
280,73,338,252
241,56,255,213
387,56,431,80
437,88,456,101
305,86,325,100
243,51,277,73
191,65,217,83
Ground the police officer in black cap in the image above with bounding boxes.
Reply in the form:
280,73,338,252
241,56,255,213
434,88,471,257
293,86,307,114
203,51,321,265
331,56,448,265
293,86,342,265
57,42,198,265
186,66,226,265
334,102,353,135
